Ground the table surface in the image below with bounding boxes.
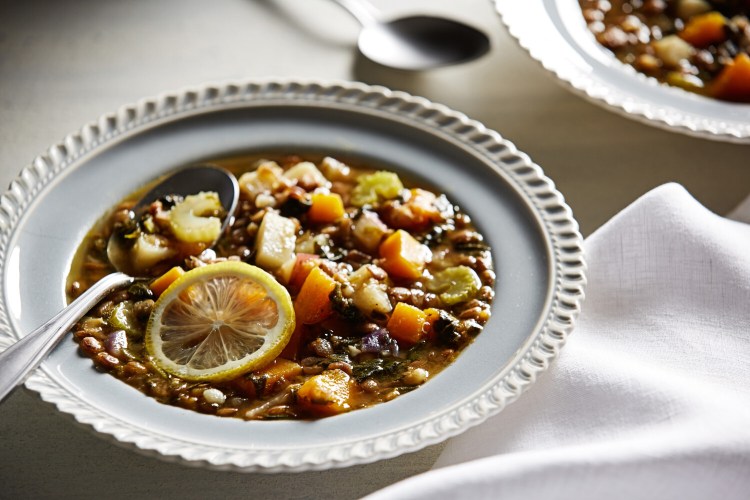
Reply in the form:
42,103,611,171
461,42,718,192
1,0,747,498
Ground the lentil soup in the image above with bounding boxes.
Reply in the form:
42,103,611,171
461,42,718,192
580,0,750,102
67,155,495,420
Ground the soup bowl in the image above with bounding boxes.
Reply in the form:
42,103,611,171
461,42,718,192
0,79,585,471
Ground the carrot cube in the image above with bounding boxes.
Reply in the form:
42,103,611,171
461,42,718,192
379,229,431,280
307,192,345,223
149,266,185,296
294,266,337,324
297,368,352,416
680,12,727,48
387,302,428,345
711,53,750,103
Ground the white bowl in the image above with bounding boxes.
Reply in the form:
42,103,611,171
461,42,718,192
495,0,750,142
0,80,586,471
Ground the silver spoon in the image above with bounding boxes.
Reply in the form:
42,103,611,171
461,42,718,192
332,0,490,70
0,165,239,403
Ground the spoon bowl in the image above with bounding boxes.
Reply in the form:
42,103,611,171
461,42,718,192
358,16,491,70
333,0,490,70
0,165,238,403
107,165,239,275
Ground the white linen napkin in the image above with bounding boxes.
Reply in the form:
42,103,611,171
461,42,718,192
366,183,750,500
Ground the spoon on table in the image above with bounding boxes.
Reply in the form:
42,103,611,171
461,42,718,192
0,165,239,404
331,0,490,70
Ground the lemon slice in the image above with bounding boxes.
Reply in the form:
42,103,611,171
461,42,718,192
145,261,295,382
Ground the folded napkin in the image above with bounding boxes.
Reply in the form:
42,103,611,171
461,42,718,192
367,183,750,500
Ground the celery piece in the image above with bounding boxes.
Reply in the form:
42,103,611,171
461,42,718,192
351,171,404,207
168,192,223,243
428,266,481,306
108,301,142,338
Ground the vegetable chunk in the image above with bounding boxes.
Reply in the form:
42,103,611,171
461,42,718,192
308,192,345,223
428,266,482,305
149,266,185,297
711,53,750,102
294,266,337,324
255,212,297,271
168,192,223,243
379,229,431,280
297,369,352,416
351,171,403,207
387,302,428,345
679,12,727,48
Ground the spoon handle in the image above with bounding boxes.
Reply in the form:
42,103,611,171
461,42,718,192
330,0,380,27
0,272,134,404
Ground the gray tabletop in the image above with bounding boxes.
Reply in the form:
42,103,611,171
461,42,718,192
1,0,748,498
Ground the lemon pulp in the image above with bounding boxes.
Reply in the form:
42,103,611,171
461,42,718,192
145,261,295,382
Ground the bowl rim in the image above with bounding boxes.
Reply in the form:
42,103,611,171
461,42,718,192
0,79,586,471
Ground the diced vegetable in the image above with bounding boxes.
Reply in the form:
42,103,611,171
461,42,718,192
360,328,399,356
423,307,442,336
294,266,337,324
254,212,297,271
296,368,352,416
387,302,428,345
234,358,303,398
283,161,330,188
288,253,322,291
383,189,451,231
294,231,316,254
348,264,384,288
711,53,750,102
350,171,404,207
149,266,186,296
168,192,223,243
679,11,727,47
320,156,352,181
428,266,482,305
131,233,176,271
275,257,296,285
108,302,140,337
352,211,389,252
104,330,128,357
652,35,695,68
238,161,285,200
352,283,392,318
379,229,431,280
307,192,345,223
665,72,705,93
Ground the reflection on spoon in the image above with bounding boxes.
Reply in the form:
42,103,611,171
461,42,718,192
332,0,490,70
0,165,239,404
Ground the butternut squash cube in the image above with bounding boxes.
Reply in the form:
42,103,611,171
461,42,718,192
297,368,352,416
